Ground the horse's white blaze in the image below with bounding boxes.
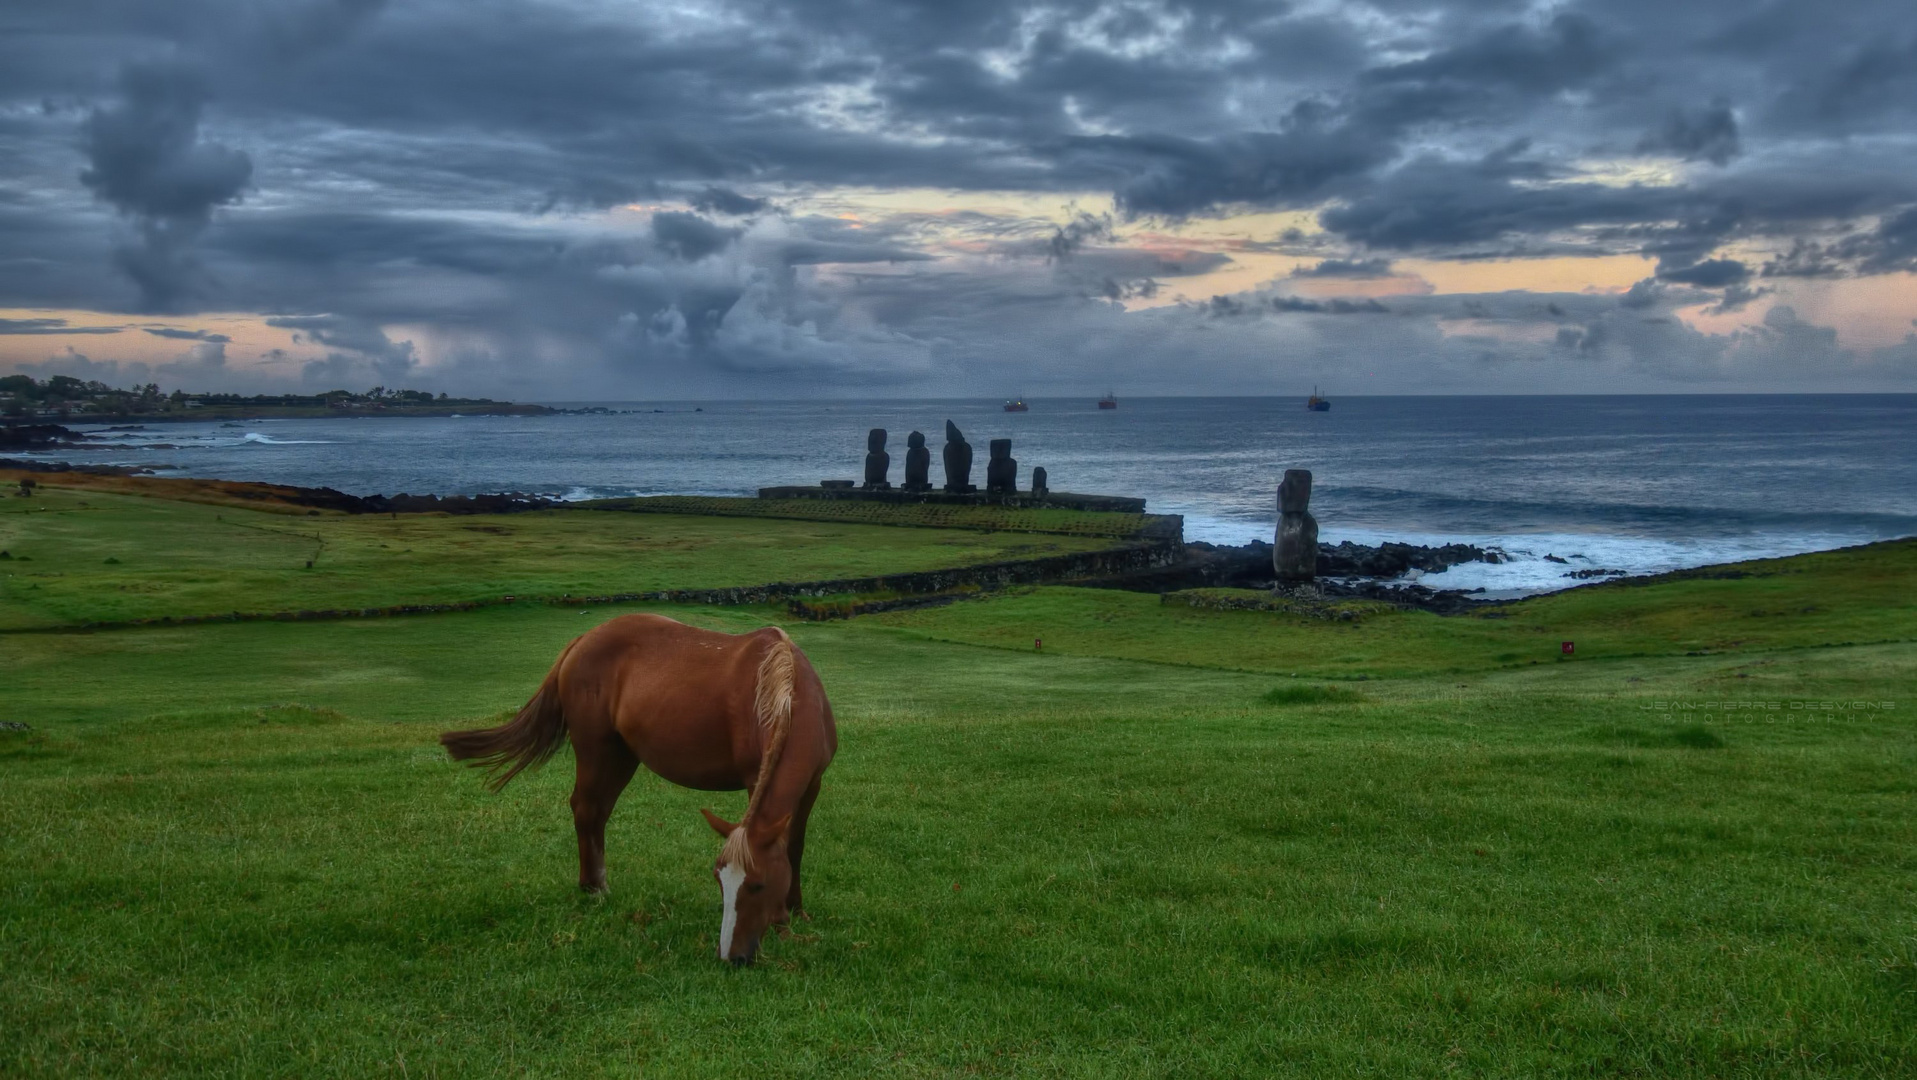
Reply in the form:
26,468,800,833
717,862,745,958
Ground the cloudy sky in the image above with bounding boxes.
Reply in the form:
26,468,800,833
3,0,1915,398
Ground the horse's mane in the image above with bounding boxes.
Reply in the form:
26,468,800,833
721,627,795,872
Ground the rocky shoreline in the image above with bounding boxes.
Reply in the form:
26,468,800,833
0,452,1582,613
1078,537,1510,613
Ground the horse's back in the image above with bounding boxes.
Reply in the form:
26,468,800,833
559,614,783,791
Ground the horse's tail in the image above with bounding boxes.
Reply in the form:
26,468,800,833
723,628,796,870
440,637,579,793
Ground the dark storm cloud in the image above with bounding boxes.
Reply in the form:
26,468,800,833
1360,13,1611,97
1086,120,1398,219
1292,258,1394,278
79,62,253,311
650,212,740,262
0,317,122,335
1657,258,1750,288
143,326,231,342
1637,102,1740,165
4,0,1917,393
690,188,771,217
1202,293,1389,317
265,313,417,383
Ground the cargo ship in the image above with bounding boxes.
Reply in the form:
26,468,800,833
1306,386,1330,412
1003,398,1029,412
1097,393,1118,410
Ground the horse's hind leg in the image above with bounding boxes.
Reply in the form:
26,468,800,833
570,736,638,894
784,776,822,920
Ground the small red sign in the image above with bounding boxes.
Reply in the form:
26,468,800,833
1561,641,1575,656
1034,638,1044,652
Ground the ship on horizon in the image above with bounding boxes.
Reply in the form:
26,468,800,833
1003,397,1029,412
1098,392,1118,410
1307,386,1330,411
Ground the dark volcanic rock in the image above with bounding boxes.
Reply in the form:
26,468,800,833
1080,537,1506,611
1316,540,1503,577
0,423,91,450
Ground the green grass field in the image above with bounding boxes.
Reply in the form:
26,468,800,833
0,486,1123,630
2,480,1913,1076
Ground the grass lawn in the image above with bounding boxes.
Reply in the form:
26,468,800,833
2,493,1913,1076
870,539,1917,679
0,484,1125,631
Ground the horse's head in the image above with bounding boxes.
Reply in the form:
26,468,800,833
700,807,792,966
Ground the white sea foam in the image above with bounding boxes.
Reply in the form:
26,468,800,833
238,432,330,445
1167,513,1889,597
1331,528,1879,598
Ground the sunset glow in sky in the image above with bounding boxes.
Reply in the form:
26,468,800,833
3,0,1915,397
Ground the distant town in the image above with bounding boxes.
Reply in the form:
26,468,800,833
0,375,551,421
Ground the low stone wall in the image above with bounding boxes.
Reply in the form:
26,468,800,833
40,541,1181,633
755,485,1147,514
564,541,1181,607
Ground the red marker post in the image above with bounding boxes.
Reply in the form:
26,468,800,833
1561,641,1575,656
1034,638,1043,652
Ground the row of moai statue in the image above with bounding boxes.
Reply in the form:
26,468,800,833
861,422,1046,495
1274,468,1318,584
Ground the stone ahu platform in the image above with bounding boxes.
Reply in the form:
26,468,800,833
755,486,1147,514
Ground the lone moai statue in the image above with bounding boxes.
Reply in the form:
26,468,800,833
1274,469,1319,583
1030,466,1048,496
902,430,931,491
986,438,1017,493
862,428,891,489
942,420,976,493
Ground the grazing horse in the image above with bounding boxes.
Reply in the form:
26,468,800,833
440,614,836,965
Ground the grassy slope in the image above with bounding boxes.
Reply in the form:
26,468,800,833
871,539,1917,678
0,485,1121,630
1,497,1913,1076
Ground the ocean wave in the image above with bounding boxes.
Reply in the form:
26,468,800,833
238,432,331,445
1344,528,1895,599
1177,513,1905,597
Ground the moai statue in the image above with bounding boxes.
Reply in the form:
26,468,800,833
1030,466,1048,496
1273,469,1319,584
986,439,1017,493
942,420,976,493
902,430,931,491
862,428,891,489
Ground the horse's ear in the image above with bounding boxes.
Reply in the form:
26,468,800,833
700,808,737,838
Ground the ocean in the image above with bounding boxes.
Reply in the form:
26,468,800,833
34,394,1917,598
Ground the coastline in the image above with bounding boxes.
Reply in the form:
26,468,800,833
23,402,555,423
8,395,1914,598
6,457,1909,616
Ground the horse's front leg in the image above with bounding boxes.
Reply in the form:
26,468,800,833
569,737,638,894
783,776,823,920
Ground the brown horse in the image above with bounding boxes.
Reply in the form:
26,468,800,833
440,614,836,965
